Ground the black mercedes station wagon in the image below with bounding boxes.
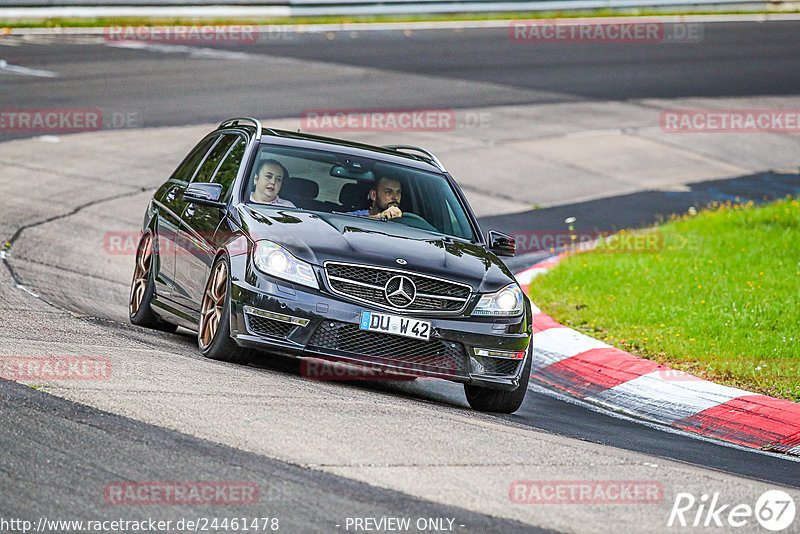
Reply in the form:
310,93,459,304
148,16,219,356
130,118,532,412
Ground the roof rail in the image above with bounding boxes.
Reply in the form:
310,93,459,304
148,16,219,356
382,145,446,173
218,117,264,141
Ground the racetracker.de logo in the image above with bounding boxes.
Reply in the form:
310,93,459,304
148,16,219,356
0,109,142,133
103,231,249,256
1,357,111,380
103,26,258,44
301,359,449,381
656,369,704,382
661,109,800,133
104,482,259,505
301,109,456,132
509,19,703,43
0,109,101,133
511,230,666,254
510,480,663,504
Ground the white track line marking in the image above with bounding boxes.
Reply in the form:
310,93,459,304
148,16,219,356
107,41,253,60
0,59,57,77
15,283,40,298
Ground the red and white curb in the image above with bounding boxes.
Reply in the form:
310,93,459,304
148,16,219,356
515,255,800,457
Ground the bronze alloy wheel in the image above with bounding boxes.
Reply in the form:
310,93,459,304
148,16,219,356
129,233,153,317
199,260,227,349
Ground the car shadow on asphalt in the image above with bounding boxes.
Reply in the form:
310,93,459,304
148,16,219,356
247,350,472,410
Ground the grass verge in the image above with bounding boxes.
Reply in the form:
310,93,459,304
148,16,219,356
530,197,800,402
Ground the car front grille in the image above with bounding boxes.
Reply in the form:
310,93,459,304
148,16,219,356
307,320,469,377
324,262,471,313
245,313,296,339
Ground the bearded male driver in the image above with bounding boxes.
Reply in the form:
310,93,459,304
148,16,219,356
348,176,403,219
250,159,296,207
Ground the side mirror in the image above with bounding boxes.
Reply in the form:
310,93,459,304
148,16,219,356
487,230,516,257
184,182,224,207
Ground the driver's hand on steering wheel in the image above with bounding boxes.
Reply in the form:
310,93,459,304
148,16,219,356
377,206,403,220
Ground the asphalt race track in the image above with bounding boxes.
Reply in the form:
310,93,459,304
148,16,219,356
1,20,800,533
3,20,800,135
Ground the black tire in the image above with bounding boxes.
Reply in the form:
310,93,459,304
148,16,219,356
129,233,178,333
464,343,532,413
198,255,250,364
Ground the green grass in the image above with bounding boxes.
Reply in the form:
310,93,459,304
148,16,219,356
530,198,800,402
1,9,797,28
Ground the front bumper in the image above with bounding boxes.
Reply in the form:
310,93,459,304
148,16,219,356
228,268,532,391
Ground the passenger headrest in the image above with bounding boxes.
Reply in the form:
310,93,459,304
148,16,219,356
281,177,319,199
339,182,369,209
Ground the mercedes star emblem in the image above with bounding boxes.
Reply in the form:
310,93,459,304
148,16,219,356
384,275,416,308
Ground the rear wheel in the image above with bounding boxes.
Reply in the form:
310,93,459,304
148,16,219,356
198,256,250,364
129,233,177,333
464,344,532,413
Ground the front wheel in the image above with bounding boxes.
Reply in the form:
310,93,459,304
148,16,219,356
464,344,532,413
198,256,250,364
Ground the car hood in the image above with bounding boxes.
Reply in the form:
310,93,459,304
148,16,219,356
238,206,514,292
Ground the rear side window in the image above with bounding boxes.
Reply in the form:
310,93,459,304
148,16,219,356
192,134,237,184
169,135,218,183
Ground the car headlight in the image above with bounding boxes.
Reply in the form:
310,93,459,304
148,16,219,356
253,240,318,289
472,283,524,316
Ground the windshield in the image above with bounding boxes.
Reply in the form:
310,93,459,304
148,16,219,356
243,144,477,241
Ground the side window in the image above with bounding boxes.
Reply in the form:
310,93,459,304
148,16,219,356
169,135,218,183
191,134,237,184
210,136,246,201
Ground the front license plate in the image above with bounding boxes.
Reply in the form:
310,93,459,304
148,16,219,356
360,311,431,341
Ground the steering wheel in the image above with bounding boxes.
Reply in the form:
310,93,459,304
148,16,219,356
390,212,438,232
